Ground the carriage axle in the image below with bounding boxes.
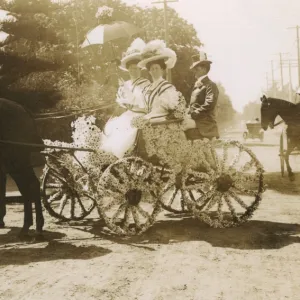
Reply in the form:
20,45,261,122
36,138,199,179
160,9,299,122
125,189,142,206
216,173,233,192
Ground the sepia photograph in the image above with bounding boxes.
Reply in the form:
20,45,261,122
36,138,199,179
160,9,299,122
0,0,300,299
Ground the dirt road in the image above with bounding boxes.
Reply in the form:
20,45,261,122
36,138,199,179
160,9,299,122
1,130,300,300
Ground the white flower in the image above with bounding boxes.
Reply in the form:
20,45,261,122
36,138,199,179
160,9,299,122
95,6,114,19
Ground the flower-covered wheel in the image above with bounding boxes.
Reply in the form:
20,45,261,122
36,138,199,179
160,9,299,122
96,157,170,235
159,168,204,213
41,153,96,221
182,140,265,228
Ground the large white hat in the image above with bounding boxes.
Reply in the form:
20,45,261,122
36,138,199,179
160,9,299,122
190,51,212,69
137,40,177,69
120,38,146,71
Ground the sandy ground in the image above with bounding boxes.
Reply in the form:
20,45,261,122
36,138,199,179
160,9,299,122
1,129,300,300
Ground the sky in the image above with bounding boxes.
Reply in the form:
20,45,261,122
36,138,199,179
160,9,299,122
1,1,300,112
124,0,300,112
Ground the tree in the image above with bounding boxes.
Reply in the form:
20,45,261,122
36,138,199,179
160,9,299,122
0,0,75,110
215,83,238,129
242,101,261,122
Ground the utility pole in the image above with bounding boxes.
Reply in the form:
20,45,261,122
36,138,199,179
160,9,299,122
271,60,276,96
266,72,269,92
287,26,300,87
152,0,178,83
288,60,292,102
272,53,289,93
279,53,284,90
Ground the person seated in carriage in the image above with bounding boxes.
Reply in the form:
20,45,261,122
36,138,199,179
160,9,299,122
182,51,220,140
137,39,182,121
99,38,151,158
100,39,185,159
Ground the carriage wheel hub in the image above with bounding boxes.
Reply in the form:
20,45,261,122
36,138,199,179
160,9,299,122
125,189,142,206
216,173,233,192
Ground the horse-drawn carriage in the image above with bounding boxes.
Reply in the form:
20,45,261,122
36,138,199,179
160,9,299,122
40,112,265,236
243,122,264,142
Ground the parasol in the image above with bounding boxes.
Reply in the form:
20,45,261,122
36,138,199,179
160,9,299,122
81,21,142,48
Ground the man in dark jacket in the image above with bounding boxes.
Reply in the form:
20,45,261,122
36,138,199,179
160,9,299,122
183,52,220,140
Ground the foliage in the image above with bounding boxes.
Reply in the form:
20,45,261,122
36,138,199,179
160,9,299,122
215,82,238,128
0,0,237,140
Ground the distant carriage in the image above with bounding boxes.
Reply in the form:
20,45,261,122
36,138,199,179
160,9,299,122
243,122,264,142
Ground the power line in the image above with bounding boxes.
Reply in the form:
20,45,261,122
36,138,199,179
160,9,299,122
287,26,300,87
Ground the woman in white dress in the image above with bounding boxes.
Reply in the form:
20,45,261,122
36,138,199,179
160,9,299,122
100,38,151,158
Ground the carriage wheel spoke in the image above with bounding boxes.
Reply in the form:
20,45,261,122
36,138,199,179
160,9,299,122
228,190,248,209
168,188,179,206
123,206,132,229
221,144,229,171
47,190,64,203
45,183,64,189
217,194,223,222
111,203,126,223
50,169,68,184
58,194,68,216
70,197,75,218
232,184,257,197
205,192,220,211
239,159,255,173
136,205,151,220
224,194,238,220
229,148,242,169
233,172,257,183
103,197,123,211
210,146,221,172
76,196,88,215
131,206,142,230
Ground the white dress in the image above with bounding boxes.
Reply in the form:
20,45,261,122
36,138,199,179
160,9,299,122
100,77,150,158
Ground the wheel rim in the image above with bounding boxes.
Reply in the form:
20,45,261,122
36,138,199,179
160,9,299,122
182,140,265,228
41,164,96,221
280,133,285,177
96,157,168,235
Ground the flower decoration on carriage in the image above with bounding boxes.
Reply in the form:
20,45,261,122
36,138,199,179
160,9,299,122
95,6,114,19
172,92,187,119
137,39,177,69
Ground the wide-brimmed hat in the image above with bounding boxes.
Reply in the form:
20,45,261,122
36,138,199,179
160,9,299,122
120,38,146,71
190,51,212,70
137,40,177,69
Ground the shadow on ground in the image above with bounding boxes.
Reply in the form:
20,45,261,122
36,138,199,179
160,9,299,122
69,216,300,251
0,226,111,266
0,227,111,266
264,172,300,195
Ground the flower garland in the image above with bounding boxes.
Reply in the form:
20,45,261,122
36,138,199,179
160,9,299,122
182,140,265,228
95,6,113,19
43,115,117,194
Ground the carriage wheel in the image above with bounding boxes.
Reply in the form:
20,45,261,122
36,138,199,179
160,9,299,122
41,161,96,222
182,140,265,228
96,157,168,235
159,169,204,214
280,132,285,177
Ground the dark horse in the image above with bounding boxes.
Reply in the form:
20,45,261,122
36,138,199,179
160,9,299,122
260,95,300,181
0,98,44,239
